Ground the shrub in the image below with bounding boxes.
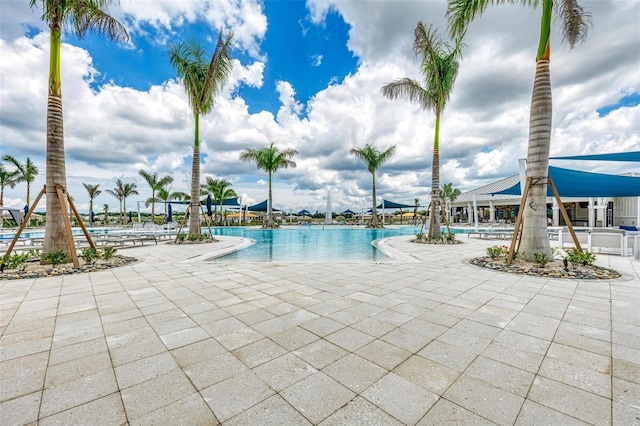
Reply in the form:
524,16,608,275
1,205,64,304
80,247,99,264
566,248,596,267
42,250,68,268
102,247,117,259
487,245,510,259
176,233,186,242
1,252,30,271
533,252,550,267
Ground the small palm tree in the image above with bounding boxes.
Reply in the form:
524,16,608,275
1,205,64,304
122,182,138,223
102,203,109,224
201,177,238,224
156,187,189,222
105,179,138,223
239,143,298,228
349,144,397,228
447,0,590,258
440,182,461,222
82,183,102,225
30,0,128,257
0,162,19,207
382,22,464,239
168,31,234,235
2,155,39,207
138,170,173,223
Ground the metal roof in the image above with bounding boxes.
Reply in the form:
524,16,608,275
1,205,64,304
453,175,521,205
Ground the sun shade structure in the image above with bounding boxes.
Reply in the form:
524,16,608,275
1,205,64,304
494,166,640,197
247,200,280,212
550,151,640,162
376,199,416,209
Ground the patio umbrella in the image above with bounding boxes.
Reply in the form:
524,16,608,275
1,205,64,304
24,205,29,215
167,203,173,222
206,194,213,217
128,211,133,223
91,211,95,223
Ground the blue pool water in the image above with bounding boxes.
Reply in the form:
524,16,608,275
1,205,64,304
207,226,426,262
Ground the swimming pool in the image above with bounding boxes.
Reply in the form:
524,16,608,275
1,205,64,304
206,226,425,262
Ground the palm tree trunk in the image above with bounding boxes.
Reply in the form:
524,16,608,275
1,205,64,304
429,111,442,239
43,25,71,258
520,59,553,259
151,190,155,224
189,114,201,235
371,172,378,227
267,172,273,228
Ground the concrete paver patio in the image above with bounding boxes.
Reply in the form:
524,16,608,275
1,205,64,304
1,235,639,425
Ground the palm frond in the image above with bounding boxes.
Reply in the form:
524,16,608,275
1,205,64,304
381,78,434,111
200,30,234,113
68,0,129,42
556,0,590,47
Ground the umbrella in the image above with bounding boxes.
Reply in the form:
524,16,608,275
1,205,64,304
24,205,29,215
128,211,133,223
206,194,213,217
167,203,173,222
91,211,95,223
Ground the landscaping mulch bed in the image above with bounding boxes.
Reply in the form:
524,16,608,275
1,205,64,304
0,256,137,280
470,257,621,280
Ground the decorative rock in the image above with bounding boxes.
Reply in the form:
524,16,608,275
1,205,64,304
469,256,621,280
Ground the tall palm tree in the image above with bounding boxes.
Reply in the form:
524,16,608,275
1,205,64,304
102,203,109,224
30,0,128,257
2,155,39,207
138,170,173,223
382,22,464,239
82,183,101,225
168,31,234,235
0,162,19,207
447,0,590,258
239,143,298,228
349,144,397,228
201,177,238,224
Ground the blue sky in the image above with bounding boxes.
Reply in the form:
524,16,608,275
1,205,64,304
1,0,639,214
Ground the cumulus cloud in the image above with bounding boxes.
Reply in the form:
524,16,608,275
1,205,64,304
1,0,638,213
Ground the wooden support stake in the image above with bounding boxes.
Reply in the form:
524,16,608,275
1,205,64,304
56,185,79,267
199,204,213,237
0,186,46,272
507,177,532,265
67,196,97,251
548,178,583,251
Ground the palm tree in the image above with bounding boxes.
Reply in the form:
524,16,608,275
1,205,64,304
201,177,238,224
413,197,420,225
382,22,464,239
447,0,590,258
440,182,461,222
102,203,109,225
0,162,19,207
156,187,189,222
105,180,125,223
349,144,397,228
82,183,101,225
138,170,173,223
122,182,138,223
30,0,128,257
2,155,39,207
239,143,298,228
168,31,234,235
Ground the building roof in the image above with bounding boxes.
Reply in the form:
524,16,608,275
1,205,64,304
454,175,521,204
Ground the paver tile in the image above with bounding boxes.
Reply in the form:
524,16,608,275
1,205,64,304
319,396,403,426
253,353,317,392
293,339,348,369
393,355,460,395
0,391,41,426
465,356,535,398
323,353,387,393
514,399,590,426
224,395,311,426
183,351,248,390
356,339,411,370
39,393,126,426
417,398,496,426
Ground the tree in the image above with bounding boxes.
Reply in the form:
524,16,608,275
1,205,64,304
102,203,109,224
447,0,590,258
0,162,19,207
2,155,39,207
440,182,461,223
201,177,238,224
239,143,298,228
155,187,189,222
168,31,234,235
382,22,464,239
82,183,101,225
30,0,128,257
105,179,137,223
138,170,173,223
349,144,397,228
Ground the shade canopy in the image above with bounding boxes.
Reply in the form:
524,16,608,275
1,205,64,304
494,166,640,197
551,151,640,162
247,200,280,212
340,209,356,215
298,209,311,215
376,199,415,209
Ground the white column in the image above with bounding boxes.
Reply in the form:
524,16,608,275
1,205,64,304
467,202,473,224
473,194,479,230
636,196,640,227
588,197,595,228
489,201,495,223
552,198,559,226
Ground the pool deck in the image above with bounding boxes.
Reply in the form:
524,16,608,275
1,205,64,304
1,236,639,425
